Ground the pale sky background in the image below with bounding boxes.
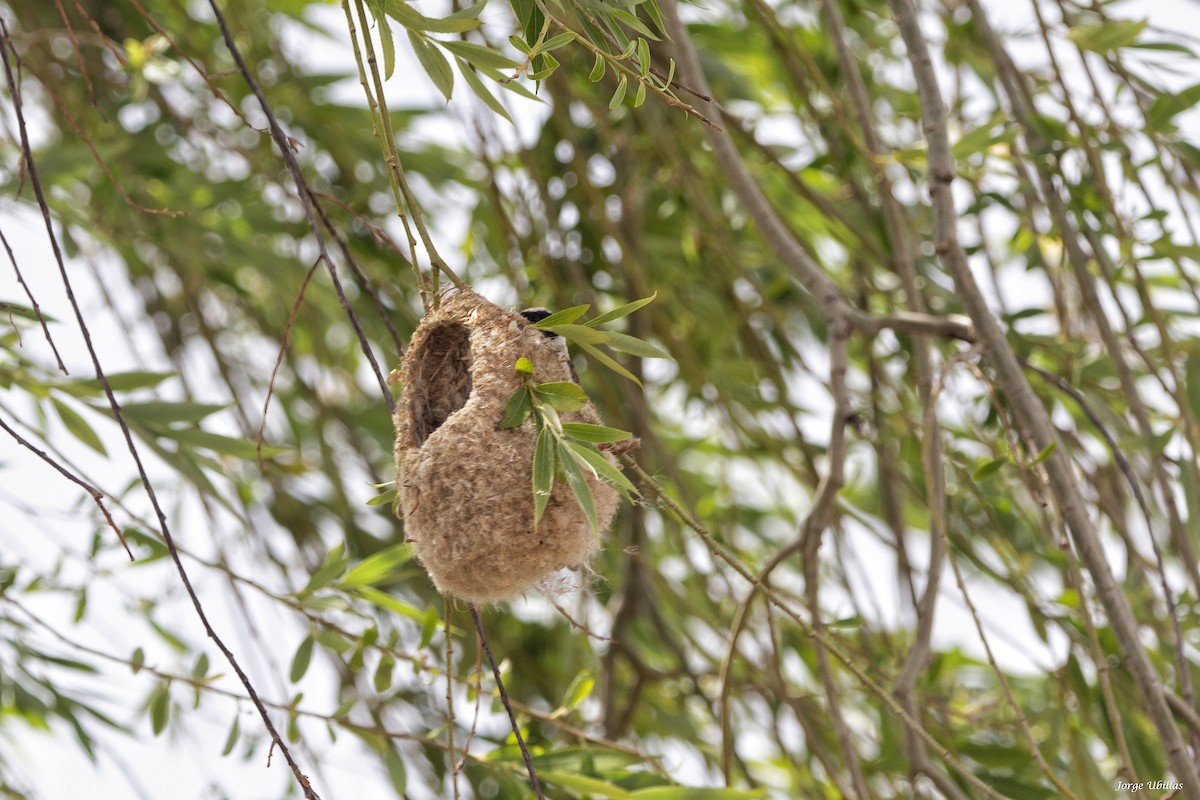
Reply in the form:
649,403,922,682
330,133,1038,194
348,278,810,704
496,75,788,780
3,0,1200,797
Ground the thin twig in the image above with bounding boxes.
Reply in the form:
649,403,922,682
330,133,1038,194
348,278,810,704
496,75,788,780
467,602,546,800
0,19,320,800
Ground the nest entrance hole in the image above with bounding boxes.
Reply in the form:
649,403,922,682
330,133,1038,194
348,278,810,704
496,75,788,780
409,322,472,446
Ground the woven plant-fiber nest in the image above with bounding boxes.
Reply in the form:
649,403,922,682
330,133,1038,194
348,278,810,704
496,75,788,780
394,289,619,602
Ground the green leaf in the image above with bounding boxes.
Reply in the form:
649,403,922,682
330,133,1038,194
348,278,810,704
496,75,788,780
540,772,634,799
1146,83,1200,131
191,653,209,680
221,714,240,756
371,0,397,79
374,654,395,693
154,427,287,460
384,0,483,33
608,8,660,40
603,330,670,359
515,356,535,374
499,386,533,428
533,304,590,327
559,444,598,532
299,543,348,596
131,647,145,674
290,635,315,683
633,80,647,108
972,457,1008,482
642,0,667,38
539,31,576,52
566,441,638,498
1186,354,1200,424
577,340,641,385
52,397,106,455
148,682,170,735
366,487,397,506
584,293,657,327
534,381,588,412
441,40,518,70
419,606,439,649
533,423,556,525
338,542,415,589
560,670,594,711
409,32,454,102
542,323,611,345
589,53,605,82
561,423,632,444
116,401,225,426
609,74,628,109
458,59,512,122
77,371,172,393
1067,19,1146,54
636,38,650,78
1030,441,1057,466
633,789,767,799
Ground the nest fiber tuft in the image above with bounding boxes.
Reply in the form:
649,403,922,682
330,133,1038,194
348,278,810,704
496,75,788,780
394,289,619,602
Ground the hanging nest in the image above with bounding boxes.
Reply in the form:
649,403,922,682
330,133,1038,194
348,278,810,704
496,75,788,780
393,289,619,602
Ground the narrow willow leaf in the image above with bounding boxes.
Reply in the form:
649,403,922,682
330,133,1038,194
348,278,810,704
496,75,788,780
1030,441,1057,466
458,60,512,122
561,671,595,710
603,330,670,359
338,542,414,588
114,400,225,425
445,0,487,21
559,444,598,533
633,80,647,108
534,381,588,412
149,683,170,735
442,40,518,70
384,0,482,33
509,35,532,55
609,74,628,109
665,57,676,88
577,340,641,385
290,635,315,683
566,441,638,498
409,32,454,102
419,606,439,649
479,66,542,101
589,53,605,82
52,397,106,455
221,715,240,756
499,386,533,428
642,0,668,39
540,31,576,52
561,422,632,443
1067,19,1146,54
636,38,650,78
583,292,657,326
632,788,768,799
370,0,396,79
532,304,589,327
155,427,287,459
540,772,634,799
543,322,610,345
540,402,563,432
533,424,556,525
131,647,145,674
1186,354,1200,425
608,8,660,40
77,370,172,393
374,654,395,693
366,487,397,507
972,457,1008,482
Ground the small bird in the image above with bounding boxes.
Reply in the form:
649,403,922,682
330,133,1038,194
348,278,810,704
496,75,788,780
521,307,578,383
